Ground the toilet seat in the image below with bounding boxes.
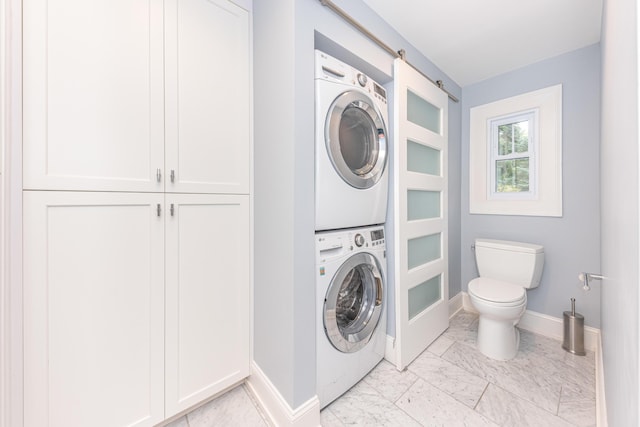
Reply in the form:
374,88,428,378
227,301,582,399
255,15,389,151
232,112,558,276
468,277,526,306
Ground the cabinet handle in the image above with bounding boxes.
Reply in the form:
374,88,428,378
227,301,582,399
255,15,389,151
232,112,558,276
170,169,175,183
157,204,161,217
156,168,162,183
170,203,175,216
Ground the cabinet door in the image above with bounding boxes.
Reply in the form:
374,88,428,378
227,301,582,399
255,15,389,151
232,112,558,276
165,0,250,194
23,0,165,192
165,194,250,416
23,191,165,427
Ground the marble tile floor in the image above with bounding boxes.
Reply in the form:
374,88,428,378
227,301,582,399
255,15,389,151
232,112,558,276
163,384,271,427
322,310,596,427
164,310,596,427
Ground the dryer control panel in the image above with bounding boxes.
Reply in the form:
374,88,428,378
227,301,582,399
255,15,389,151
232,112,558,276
315,50,387,105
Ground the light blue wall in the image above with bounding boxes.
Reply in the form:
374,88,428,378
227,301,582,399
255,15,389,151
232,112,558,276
254,0,302,406
253,0,461,408
461,44,602,327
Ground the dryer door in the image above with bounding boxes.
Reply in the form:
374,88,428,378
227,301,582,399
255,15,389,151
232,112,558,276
324,252,384,353
325,91,387,189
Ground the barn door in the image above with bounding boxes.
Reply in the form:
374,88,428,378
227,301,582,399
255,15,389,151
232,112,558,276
393,59,449,369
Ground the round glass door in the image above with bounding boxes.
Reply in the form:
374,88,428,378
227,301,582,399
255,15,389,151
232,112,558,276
323,252,384,353
325,91,387,189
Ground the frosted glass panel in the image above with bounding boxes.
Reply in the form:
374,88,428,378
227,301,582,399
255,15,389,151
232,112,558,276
407,140,440,176
407,90,441,134
408,275,442,320
408,190,440,221
407,233,441,270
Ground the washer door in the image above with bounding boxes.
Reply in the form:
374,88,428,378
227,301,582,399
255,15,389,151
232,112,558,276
324,252,384,353
325,91,387,189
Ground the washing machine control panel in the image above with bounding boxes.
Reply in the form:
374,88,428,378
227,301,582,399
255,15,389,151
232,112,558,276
369,228,385,247
316,227,385,264
351,228,385,248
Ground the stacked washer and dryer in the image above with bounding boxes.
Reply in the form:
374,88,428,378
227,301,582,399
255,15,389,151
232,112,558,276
314,50,390,408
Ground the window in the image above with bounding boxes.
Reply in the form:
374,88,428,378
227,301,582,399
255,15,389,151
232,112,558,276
489,110,537,199
469,84,562,217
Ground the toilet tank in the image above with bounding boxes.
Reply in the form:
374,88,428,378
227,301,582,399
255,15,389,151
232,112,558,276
474,239,545,289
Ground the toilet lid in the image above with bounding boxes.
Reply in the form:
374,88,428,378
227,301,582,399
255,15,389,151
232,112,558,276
469,278,525,304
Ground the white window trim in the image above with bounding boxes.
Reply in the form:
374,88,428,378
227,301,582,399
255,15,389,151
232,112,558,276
487,109,538,200
469,84,562,217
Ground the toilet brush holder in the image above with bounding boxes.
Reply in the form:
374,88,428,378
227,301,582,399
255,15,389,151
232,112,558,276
562,298,586,356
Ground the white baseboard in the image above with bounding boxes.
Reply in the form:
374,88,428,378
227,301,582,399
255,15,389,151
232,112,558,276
384,334,396,365
246,361,320,427
448,292,464,318
596,333,608,427
518,309,599,353
460,292,599,352
461,292,478,314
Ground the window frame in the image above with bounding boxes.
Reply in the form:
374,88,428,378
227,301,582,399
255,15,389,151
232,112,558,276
469,84,562,217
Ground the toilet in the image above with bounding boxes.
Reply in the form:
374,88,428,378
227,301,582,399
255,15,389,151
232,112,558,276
468,238,545,361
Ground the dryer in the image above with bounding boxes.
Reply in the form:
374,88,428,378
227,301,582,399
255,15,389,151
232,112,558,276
316,224,387,408
315,50,389,231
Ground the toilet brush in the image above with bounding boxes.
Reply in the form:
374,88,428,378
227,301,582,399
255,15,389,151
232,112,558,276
562,298,585,355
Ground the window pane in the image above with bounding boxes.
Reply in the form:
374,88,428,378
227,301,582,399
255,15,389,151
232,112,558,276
408,275,441,320
513,121,529,153
498,120,529,156
407,190,440,221
407,90,441,134
407,140,440,176
407,233,441,270
496,157,530,192
498,124,512,155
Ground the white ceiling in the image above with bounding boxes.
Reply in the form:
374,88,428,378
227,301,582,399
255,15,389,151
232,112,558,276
362,0,603,87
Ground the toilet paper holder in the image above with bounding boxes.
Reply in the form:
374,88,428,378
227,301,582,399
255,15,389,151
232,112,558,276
578,272,604,291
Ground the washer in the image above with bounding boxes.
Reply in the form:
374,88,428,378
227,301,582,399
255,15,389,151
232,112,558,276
316,224,387,408
315,50,389,231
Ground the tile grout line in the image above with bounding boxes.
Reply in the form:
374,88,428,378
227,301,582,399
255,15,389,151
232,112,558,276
472,381,490,411
391,374,420,405
556,385,563,416
392,383,428,427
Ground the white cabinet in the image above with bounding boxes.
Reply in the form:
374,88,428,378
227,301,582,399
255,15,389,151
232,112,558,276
21,0,252,425
23,0,250,195
165,0,250,194
22,0,165,193
165,194,250,415
23,191,166,427
23,192,251,426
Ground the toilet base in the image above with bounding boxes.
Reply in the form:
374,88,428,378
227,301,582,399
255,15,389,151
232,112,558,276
477,316,520,361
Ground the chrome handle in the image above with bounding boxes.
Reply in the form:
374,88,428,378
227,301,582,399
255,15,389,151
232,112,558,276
156,168,162,183
156,203,161,217
170,203,174,216
170,169,175,183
